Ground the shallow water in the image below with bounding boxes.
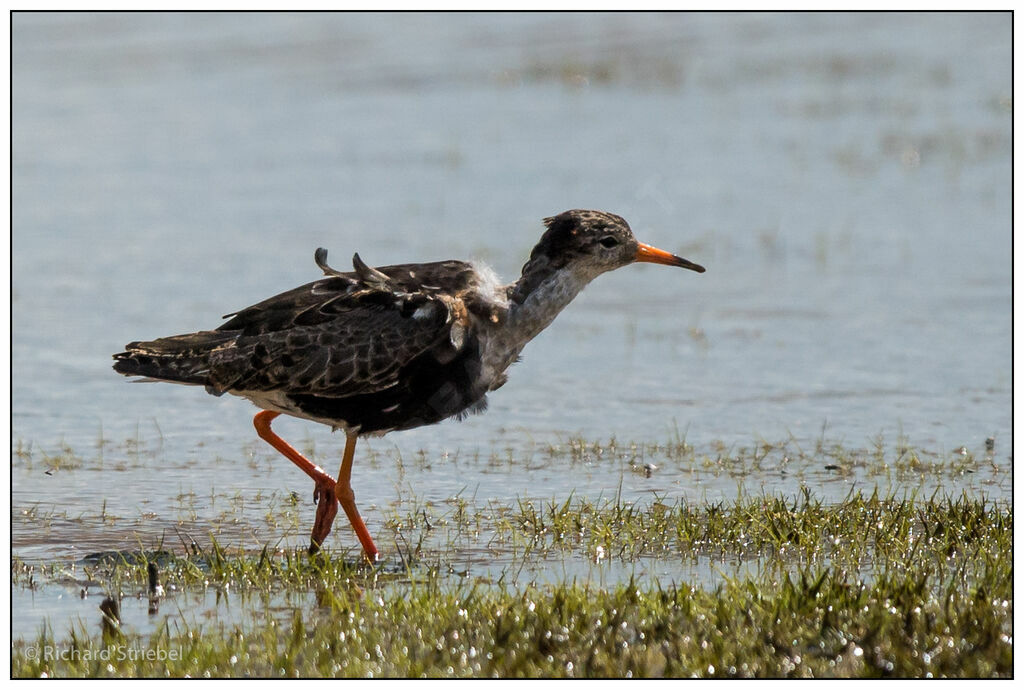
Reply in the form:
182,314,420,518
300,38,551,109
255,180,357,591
13,553,763,643
11,11,1011,637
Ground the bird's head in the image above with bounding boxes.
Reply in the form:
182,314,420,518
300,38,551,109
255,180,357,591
530,209,706,280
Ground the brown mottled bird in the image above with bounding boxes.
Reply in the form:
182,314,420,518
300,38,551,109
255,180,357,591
113,210,705,561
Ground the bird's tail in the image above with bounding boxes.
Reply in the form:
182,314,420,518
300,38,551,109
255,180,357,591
112,331,237,387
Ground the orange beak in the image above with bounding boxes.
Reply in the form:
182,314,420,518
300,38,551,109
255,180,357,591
635,242,705,273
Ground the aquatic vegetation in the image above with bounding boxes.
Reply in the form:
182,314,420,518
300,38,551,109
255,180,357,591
10,488,1011,678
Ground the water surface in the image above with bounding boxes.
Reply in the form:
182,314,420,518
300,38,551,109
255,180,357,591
12,12,1011,637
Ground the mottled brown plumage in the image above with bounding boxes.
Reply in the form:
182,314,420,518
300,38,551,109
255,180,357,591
114,254,502,434
113,210,705,559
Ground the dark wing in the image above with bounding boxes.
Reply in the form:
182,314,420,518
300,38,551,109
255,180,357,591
204,252,475,398
217,253,476,331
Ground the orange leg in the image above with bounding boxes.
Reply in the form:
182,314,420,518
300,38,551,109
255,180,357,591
336,433,380,563
253,411,338,554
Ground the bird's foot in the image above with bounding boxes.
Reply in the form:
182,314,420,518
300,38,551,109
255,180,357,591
312,477,333,504
308,478,339,555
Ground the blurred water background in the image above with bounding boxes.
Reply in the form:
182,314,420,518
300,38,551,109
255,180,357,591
12,12,1010,576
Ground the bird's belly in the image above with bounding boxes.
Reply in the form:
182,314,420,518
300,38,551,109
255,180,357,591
232,390,357,431
233,380,488,437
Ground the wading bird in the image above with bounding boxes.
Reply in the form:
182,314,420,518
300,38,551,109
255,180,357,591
113,210,705,561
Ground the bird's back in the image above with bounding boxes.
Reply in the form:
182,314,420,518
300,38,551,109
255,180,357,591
113,253,500,434
216,259,479,334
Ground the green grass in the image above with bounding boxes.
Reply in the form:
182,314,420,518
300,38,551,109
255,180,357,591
11,489,1012,678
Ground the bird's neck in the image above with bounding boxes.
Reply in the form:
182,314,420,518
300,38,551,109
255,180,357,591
474,257,595,390
503,257,592,346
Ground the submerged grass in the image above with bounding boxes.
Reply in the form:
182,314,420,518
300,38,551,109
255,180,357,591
11,490,1011,678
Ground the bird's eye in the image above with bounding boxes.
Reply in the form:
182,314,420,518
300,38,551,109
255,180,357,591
599,236,620,248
